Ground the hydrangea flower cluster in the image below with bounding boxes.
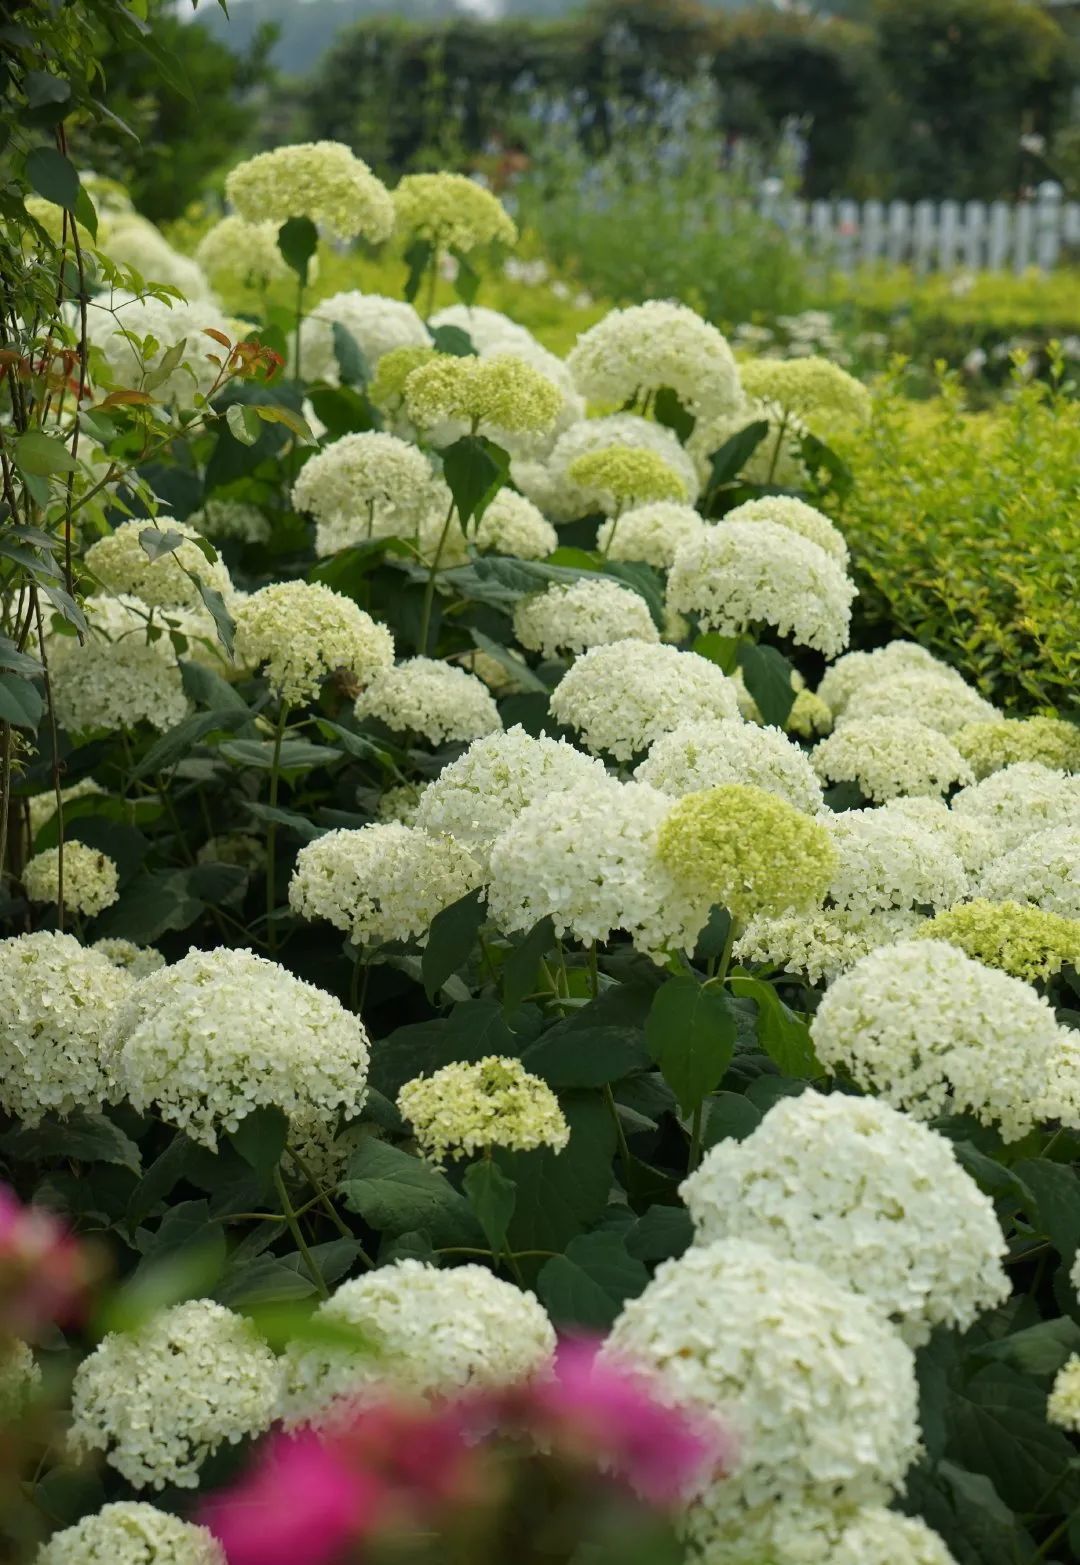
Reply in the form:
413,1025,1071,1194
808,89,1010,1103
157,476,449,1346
980,824,1080,919
838,669,998,736
512,577,659,659
36,1502,225,1565
681,1090,1008,1345
23,843,119,917
566,302,742,420
391,173,517,252
1048,1356,1080,1433
667,520,854,658
811,717,973,802
636,719,824,815
49,595,190,735
84,292,237,407
0,932,132,1124
473,488,557,559
69,1299,279,1489
414,725,608,868
811,939,1071,1139
194,215,289,293
106,948,371,1147
725,494,849,567
404,353,563,438
954,715,1080,779
226,141,394,242
86,518,232,612
26,776,102,838
876,795,999,877
952,763,1080,853
397,1057,570,1164
595,501,706,568
188,498,271,545
549,640,741,761
354,657,501,745
278,1260,554,1427
233,581,394,706
657,783,837,924
816,640,946,720
740,355,871,426
824,810,969,914
0,1339,40,1424
734,906,921,985
684,1501,959,1565
916,898,1080,981
289,823,484,948
486,776,712,959
92,937,166,978
565,445,688,510
291,431,441,553
297,291,430,384
519,414,699,522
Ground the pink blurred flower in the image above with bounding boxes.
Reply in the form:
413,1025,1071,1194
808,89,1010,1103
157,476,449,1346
524,1337,732,1505
0,1184,88,1337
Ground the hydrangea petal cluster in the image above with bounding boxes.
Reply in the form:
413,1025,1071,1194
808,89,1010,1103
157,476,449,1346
195,215,290,293
1048,1357,1080,1432
955,716,1080,779
636,719,823,815
838,670,998,737
392,173,517,252
397,1057,570,1164
596,501,706,568
825,810,969,913
289,824,484,947
86,519,232,612
681,1090,1008,1345
188,498,271,545
916,898,1080,982
787,687,834,739
23,843,119,917
368,344,439,435
0,1339,40,1424
952,763,1080,854
404,353,563,438
107,948,371,1148
725,495,849,568
429,304,535,353
668,520,854,658
657,783,836,924
980,825,1080,920
92,937,166,978
0,932,132,1125
812,717,973,802
50,595,191,734
875,795,999,877
684,1501,958,1565
565,446,687,510
413,725,608,869
473,489,557,559
297,291,430,384
354,657,501,745
740,356,871,426
291,431,441,553
233,581,394,706
486,776,711,959
734,906,921,985
27,776,102,838
810,938,1069,1140
278,1260,554,1427
518,414,700,523
605,1239,920,1516
816,641,947,720
567,302,742,420
226,142,394,243
549,640,741,762
69,1299,279,1489
85,292,238,407
35,1502,225,1565
100,214,211,298
512,577,659,659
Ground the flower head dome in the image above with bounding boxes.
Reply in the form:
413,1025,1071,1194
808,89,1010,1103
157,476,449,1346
916,898,1080,982
954,716,1080,780
195,215,290,294
291,431,441,554
297,290,430,384
816,641,946,720
86,518,232,612
518,414,700,523
825,810,969,914
354,657,501,746
392,173,517,252
226,141,394,242
35,1502,224,1565
980,824,1080,920
637,719,823,815
595,501,706,568
474,489,558,559
49,595,191,734
398,1057,569,1165
740,355,871,426
513,577,659,659
724,494,849,568
812,717,973,802
734,906,921,986
233,580,394,705
405,352,563,440
952,763,1080,854
838,670,998,736
565,445,688,510
567,301,742,421
23,844,119,918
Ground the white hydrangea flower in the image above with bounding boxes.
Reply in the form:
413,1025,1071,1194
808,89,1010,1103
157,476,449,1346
734,906,921,985
289,823,484,948
684,1500,958,1565
84,292,239,408
825,810,969,913
398,1056,569,1164
724,495,849,569
69,1300,279,1490
233,580,394,706
682,1090,1008,1346
226,141,394,243
605,1239,920,1517
838,670,999,737
23,843,119,917
101,214,212,299
1049,1356,1080,1432
26,776,102,838
188,498,271,545
195,214,290,294
876,796,1000,878
91,938,166,978
297,291,430,384
291,431,442,555
980,824,1080,920
812,718,973,802
0,1340,40,1424
817,642,950,721
952,763,1080,854
512,577,659,659
107,948,371,1148
487,776,711,960
667,520,854,659
567,301,742,421
810,939,1069,1140
0,932,132,1125
278,1260,555,1427
517,415,700,523
35,1502,225,1565
473,489,558,559
354,657,501,745
549,640,741,762
376,780,429,825
50,597,191,735
636,719,823,815
595,501,706,568
413,725,609,870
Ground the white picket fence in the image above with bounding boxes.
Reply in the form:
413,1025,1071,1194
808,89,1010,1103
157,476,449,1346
759,183,1080,274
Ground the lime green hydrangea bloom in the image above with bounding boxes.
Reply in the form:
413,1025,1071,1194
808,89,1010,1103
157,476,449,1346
656,782,837,924
405,353,563,436
370,344,438,416
397,1056,569,1166
566,445,687,511
787,689,834,739
225,141,394,244
392,173,518,253
954,716,1080,780
740,355,871,427
917,899,1080,983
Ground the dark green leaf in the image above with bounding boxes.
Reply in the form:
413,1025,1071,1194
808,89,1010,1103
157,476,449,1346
0,671,42,730
945,1363,1079,1516
523,985,652,1089
441,433,509,525
430,324,475,357
128,1133,199,1224
625,1204,693,1262
13,429,77,476
653,386,695,442
463,1159,516,1252
645,977,736,1116
501,1094,616,1256
0,1110,141,1173
422,888,487,1001
196,582,235,656
451,247,480,307
134,707,248,777
243,801,326,842
230,1106,290,1178
24,71,71,109
706,419,769,492
218,738,340,771
180,660,251,715
728,976,821,1078
0,637,42,677
1015,1157,1080,1262
216,1255,317,1308
226,403,261,446
332,323,369,387
306,385,374,440
277,216,319,284
737,641,796,728
402,238,433,305
691,632,740,675
468,629,549,694
340,1139,479,1244
73,183,98,241
502,916,557,1012
32,1468,105,1530
25,145,79,211
800,431,853,501
93,870,204,943
702,1091,763,1147
538,1232,648,1331
976,1317,1080,1377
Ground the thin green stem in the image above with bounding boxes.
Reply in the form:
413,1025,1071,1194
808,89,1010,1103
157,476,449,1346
600,502,623,561
293,276,305,385
765,411,789,488
604,1083,635,1199
273,1163,328,1300
417,497,457,655
288,1147,374,1268
587,941,599,1001
423,253,439,323
264,701,290,954
688,1103,704,1174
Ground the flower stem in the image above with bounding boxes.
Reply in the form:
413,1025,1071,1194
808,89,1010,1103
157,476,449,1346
265,700,290,954
273,1163,328,1300
604,1083,635,1200
417,497,457,655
